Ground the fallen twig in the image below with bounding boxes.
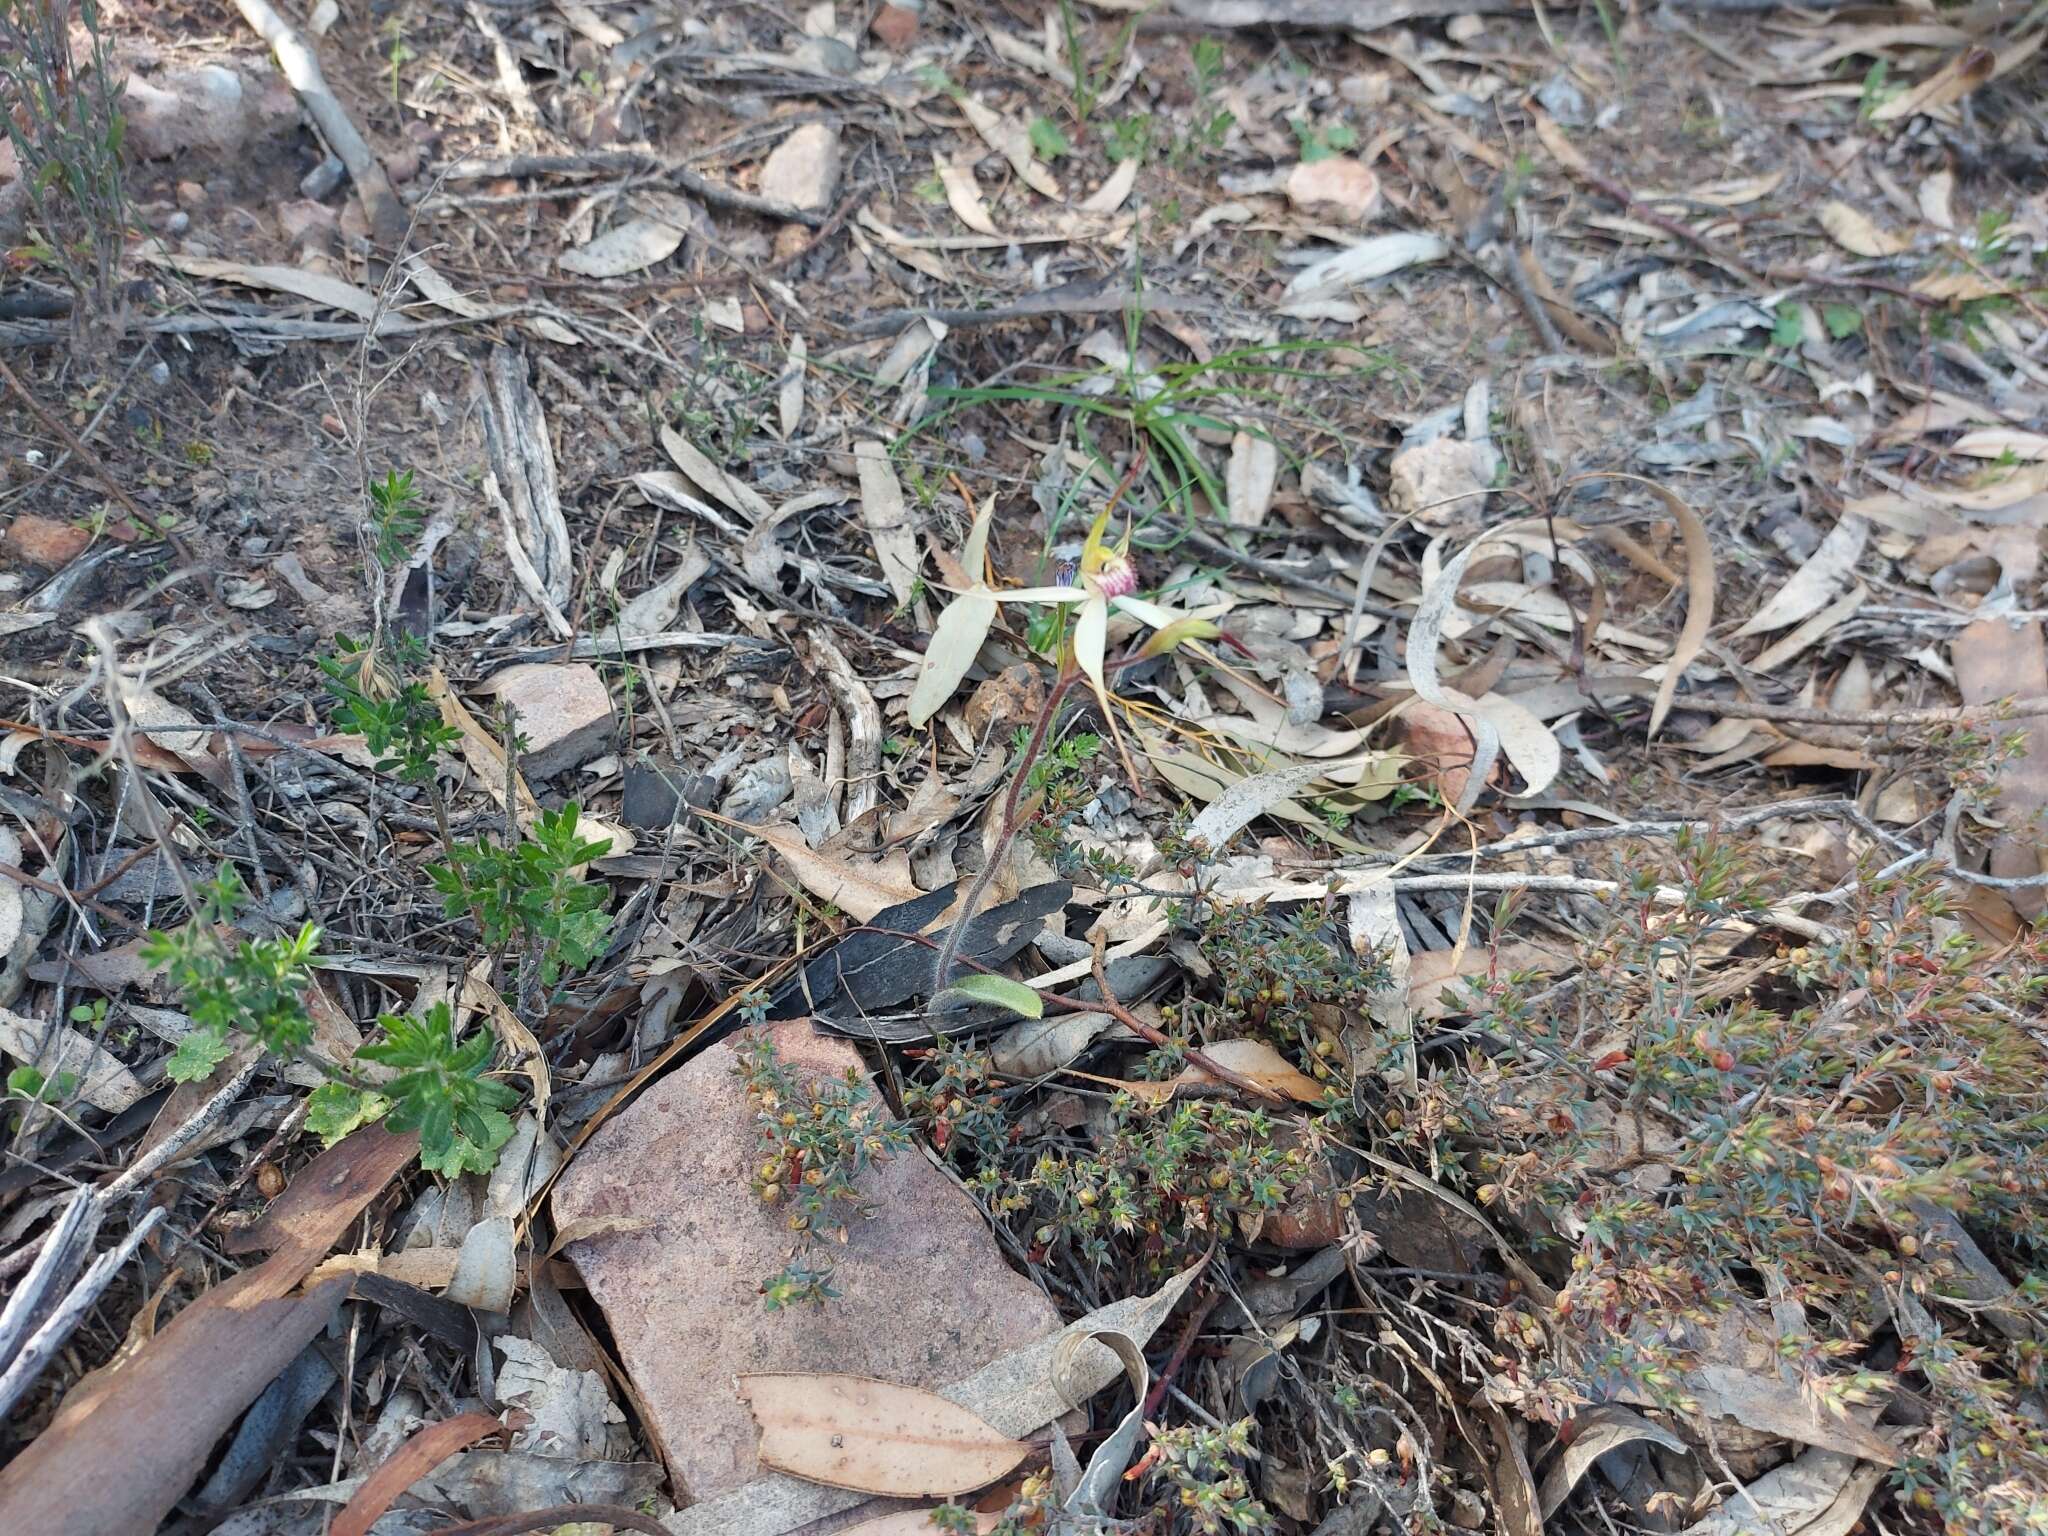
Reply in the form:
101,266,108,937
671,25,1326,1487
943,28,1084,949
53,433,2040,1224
0,352,208,581
1079,948,1292,1107
850,278,1214,337
232,0,406,244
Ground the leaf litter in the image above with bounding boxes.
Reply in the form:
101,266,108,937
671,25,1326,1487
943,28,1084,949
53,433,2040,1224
1,2,2047,1535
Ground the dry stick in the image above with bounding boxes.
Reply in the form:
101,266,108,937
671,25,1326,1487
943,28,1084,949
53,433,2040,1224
1082,948,1291,1107
233,0,405,245
1654,693,2048,728
0,859,139,931
0,1207,165,1421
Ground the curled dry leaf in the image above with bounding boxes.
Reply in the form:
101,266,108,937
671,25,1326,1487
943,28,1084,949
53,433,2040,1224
1537,1405,1688,1518
114,675,224,783
990,1011,1119,1077
1407,525,1562,811
1571,472,1713,737
732,816,922,923
1735,515,1868,639
738,1373,1031,1497
936,156,1000,235
1118,1039,1326,1105
1817,202,1908,258
1078,155,1139,215
1278,232,1448,320
958,95,1061,199
1184,760,1338,854
558,215,686,277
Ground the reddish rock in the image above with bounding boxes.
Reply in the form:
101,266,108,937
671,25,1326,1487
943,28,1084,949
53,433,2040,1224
277,199,338,248
551,1021,1060,1503
3,514,90,567
1285,156,1380,224
472,663,615,781
871,2,920,48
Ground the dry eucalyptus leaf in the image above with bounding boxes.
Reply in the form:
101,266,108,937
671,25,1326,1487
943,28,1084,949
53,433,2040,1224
557,215,686,278
738,1373,1031,1497
1118,1039,1326,1106
0,827,23,962
1184,760,1336,855
0,1004,148,1111
990,1011,1119,1077
936,157,1001,235
779,336,807,438
740,818,922,922
958,95,1061,199
663,1263,1199,1536
1537,1405,1688,1518
854,441,923,610
1735,515,1869,638
1078,156,1139,215
1817,202,1908,258
1226,433,1280,527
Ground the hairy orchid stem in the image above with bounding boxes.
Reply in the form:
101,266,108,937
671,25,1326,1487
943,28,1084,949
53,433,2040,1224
928,665,1080,1014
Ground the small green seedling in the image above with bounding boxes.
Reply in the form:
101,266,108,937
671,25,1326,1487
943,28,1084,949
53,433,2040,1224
430,805,615,986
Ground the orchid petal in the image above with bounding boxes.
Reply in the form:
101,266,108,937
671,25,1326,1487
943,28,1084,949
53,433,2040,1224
1073,597,1109,705
989,585,1089,605
1111,595,1191,629
1136,616,1222,660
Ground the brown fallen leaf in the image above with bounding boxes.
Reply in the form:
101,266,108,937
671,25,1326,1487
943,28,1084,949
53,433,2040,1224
331,1411,503,1536
1400,699,1490,806
1407,942,1572,1021
715,813,924,922
1817,201,1909,258
1118,1039,1326,1105
739,1372,1032,1497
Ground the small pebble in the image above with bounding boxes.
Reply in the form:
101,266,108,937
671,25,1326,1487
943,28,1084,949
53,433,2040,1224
146,361,171,388
300,153,346,200
162,210,190,235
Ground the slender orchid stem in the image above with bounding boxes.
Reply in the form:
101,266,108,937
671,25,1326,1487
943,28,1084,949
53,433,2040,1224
928,664,1080,1013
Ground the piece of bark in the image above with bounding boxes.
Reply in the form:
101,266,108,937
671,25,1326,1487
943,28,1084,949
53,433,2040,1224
1952,617,2048,918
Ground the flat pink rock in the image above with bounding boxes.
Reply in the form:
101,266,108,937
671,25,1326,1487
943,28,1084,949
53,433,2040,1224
552,1021,1060,1505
